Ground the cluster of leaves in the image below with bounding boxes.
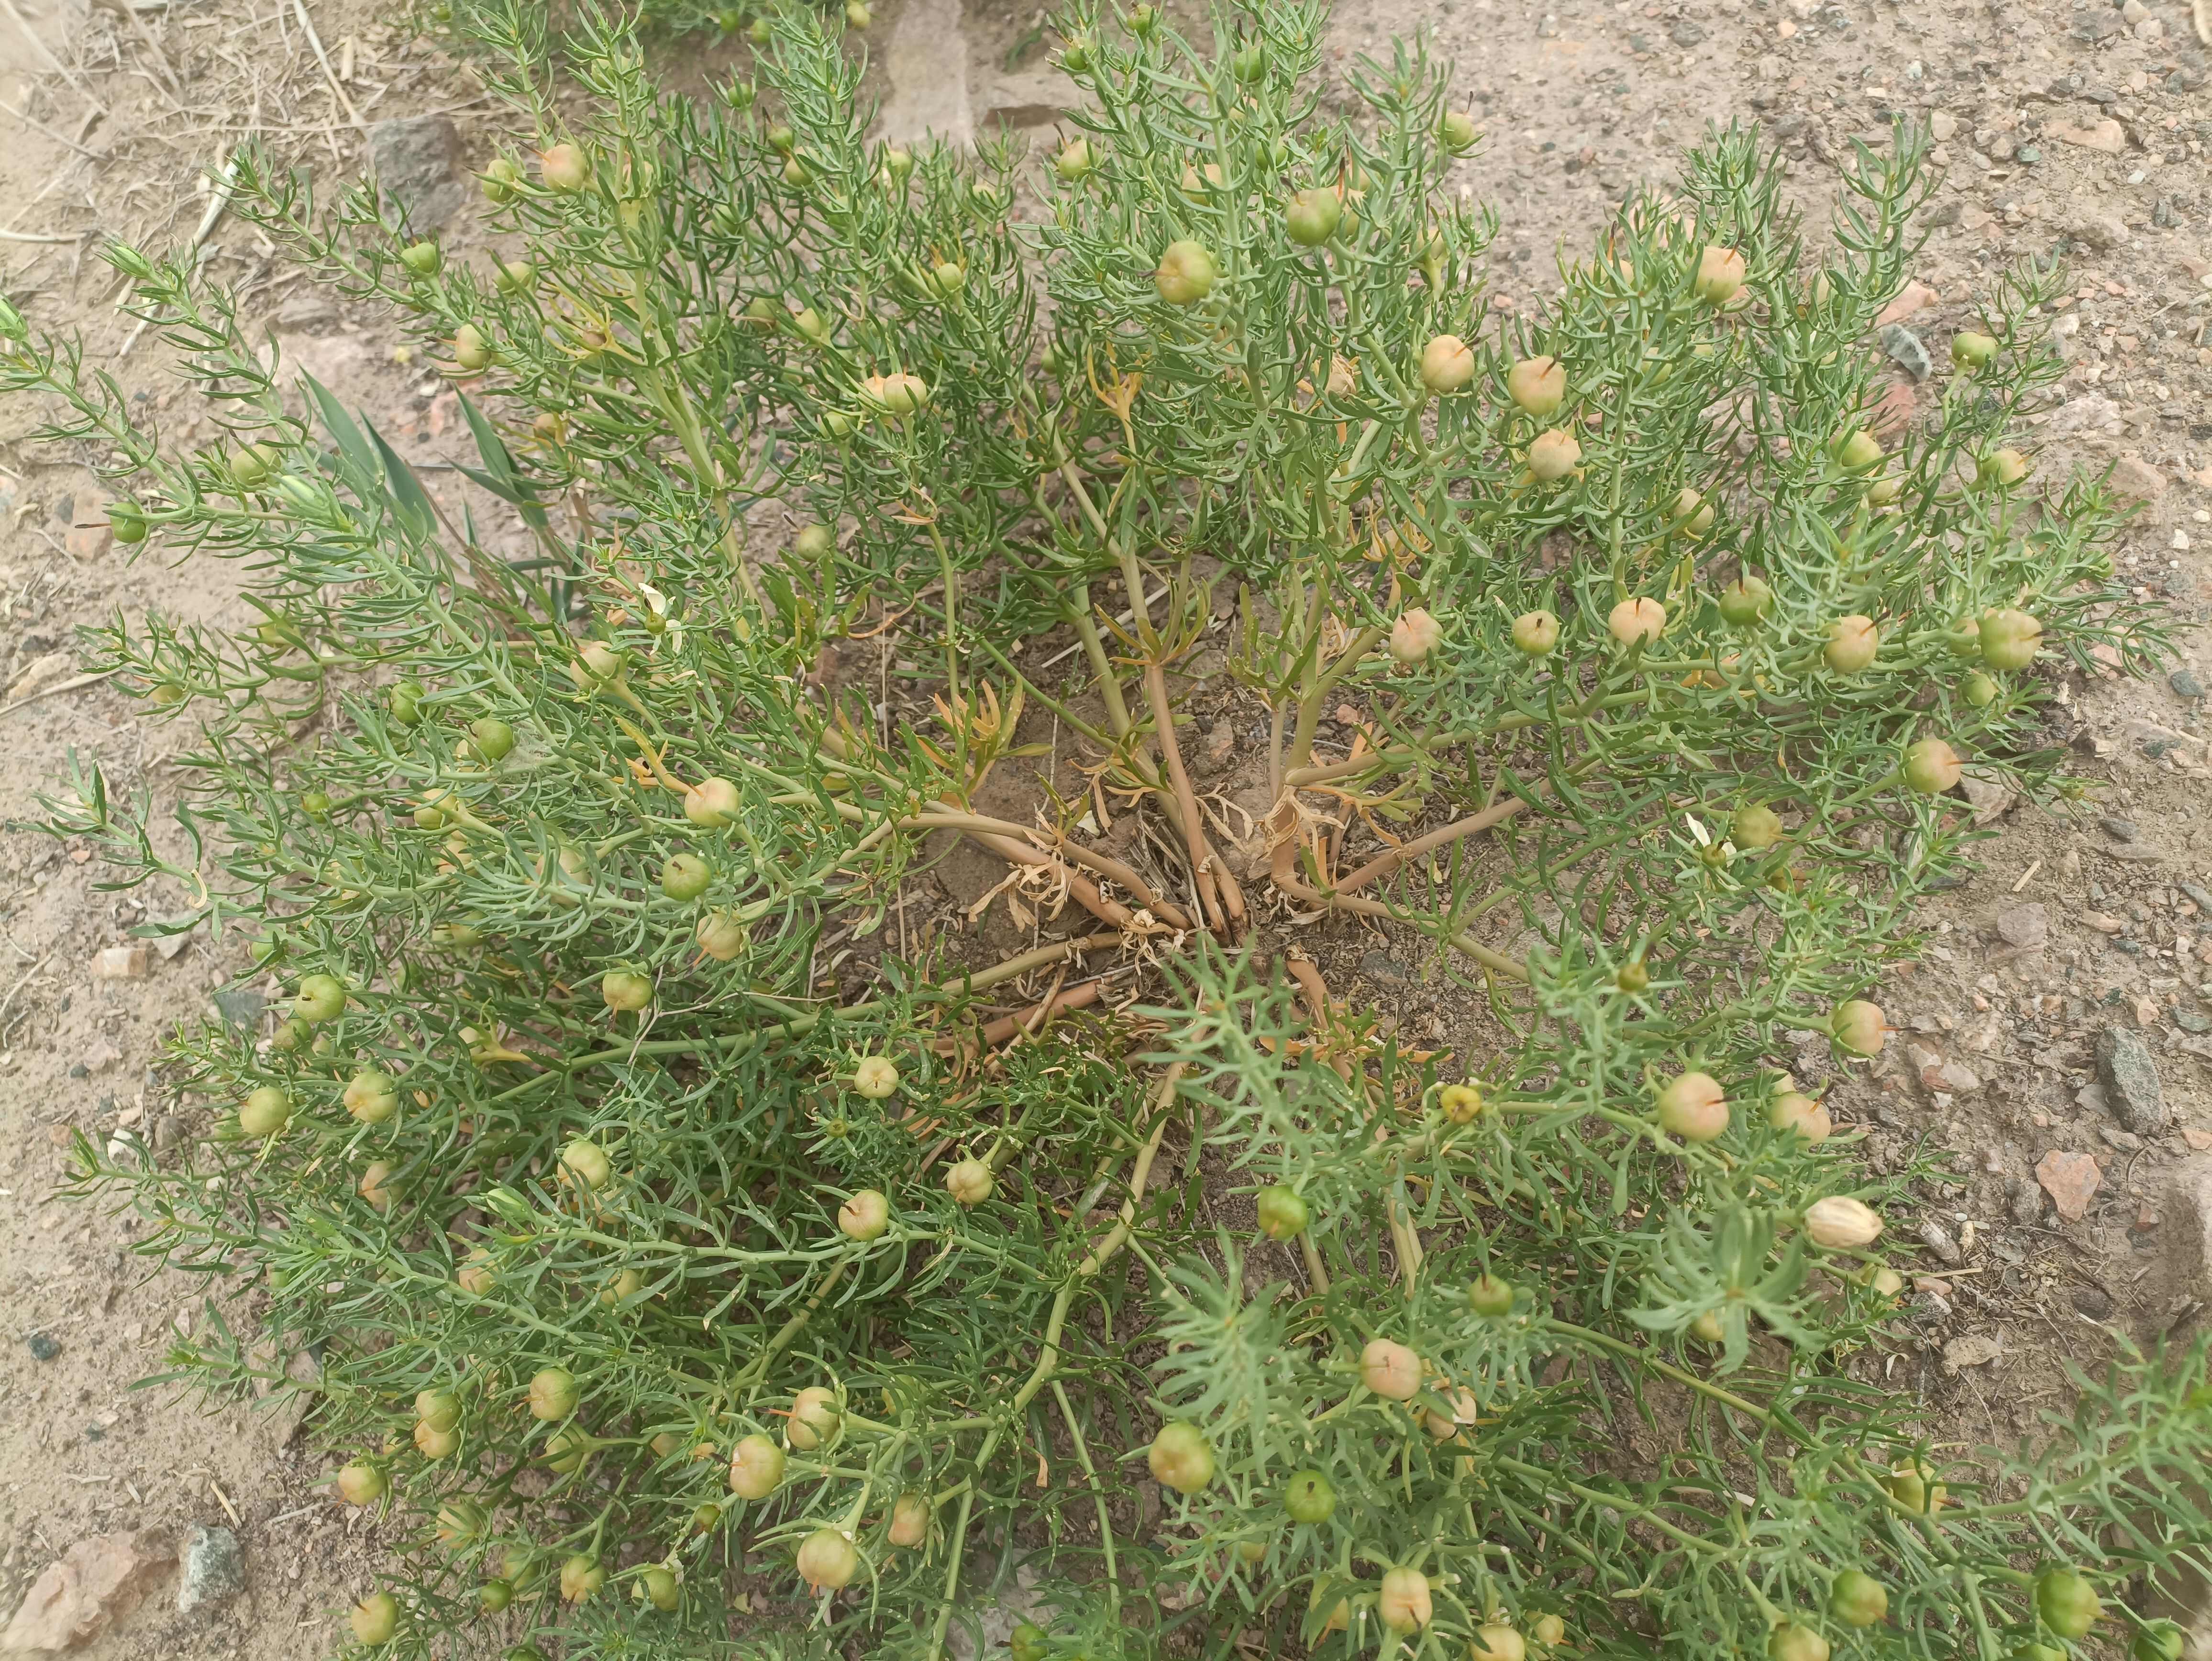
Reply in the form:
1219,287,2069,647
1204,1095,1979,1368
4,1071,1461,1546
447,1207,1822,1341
4,2,2209,1660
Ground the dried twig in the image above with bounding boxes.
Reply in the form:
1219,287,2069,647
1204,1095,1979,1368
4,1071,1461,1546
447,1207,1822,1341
0,668,123,720
0,0,109,115
0,93,103,159
291,0,363,128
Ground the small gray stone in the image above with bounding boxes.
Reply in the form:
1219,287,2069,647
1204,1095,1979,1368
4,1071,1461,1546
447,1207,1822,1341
2096,1027,2167,1135
176,1525,243,1615
2065,211,2130,252
2100,1123,2145,1153
1669,18,1706,45
210,986,265,1030
2072,1285,2114,1320
27,1332,60,1361
2007,1177,2045,1225
2182,883,2212,914
365,114,466,231
2170,668,2204,700
1919,1218,1963,1266
273,292,338,335
2100,815,2140,843
1359,950,1410,984
1992,902,2048,949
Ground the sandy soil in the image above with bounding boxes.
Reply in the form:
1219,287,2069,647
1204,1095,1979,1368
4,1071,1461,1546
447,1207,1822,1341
1,0,2209,1654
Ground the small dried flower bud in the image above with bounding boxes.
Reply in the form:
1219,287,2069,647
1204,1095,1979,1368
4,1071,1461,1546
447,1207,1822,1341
1804,1196,1884,1250
1823,615,1879,674
541,142,591,192
1831,999,1886,1058
1656,1071,1728,1142
1506,355,1566,416
728,1433,786,1497
788,1385,839,1450
1154,240,1217,305
1608,597,1666,649
1979,607,2042,671
1146,1420,1216,1494
838,1189,891,1241
1378,1567,1432,1633
1512,609,1561,655
1693,244,1746,304
1419,333,1476,394
796,1528,858,1590
1902,737,1962,794
944,1159,994,1207
1360,1338,1421,1400
1527,428,1582,480
1388,607,1443,662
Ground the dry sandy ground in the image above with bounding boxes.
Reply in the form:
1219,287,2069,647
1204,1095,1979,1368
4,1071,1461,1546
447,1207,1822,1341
1,0,2210,1654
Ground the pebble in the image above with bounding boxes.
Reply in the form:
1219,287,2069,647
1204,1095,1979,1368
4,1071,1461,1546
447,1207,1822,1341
26,1332,60,1361
0,1531,176,1651
176,1525,244,1615
1919,1218,1963,1266
2108,454,2168,502
210,987,265,1030
2007,1177,2045,1225
2072,1285,2115,1321
1941,1332,2002,1370
2096,1027,2168,1135
2100,815,2140,844
92,945,148,981
1359,950,1410,984
2036,1149,2103,1221
2171,668,2204,701
1992,902,2048,949
364,114,467,229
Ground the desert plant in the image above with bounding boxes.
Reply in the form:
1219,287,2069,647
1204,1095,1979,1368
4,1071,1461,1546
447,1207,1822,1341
5,2,2206,1659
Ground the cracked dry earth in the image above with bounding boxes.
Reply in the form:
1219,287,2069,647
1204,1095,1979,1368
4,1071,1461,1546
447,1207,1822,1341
4,0,2212,1655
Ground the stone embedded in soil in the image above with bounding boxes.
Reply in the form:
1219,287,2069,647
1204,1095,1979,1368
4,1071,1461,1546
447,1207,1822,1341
0,1530,176,1652
2072,1285,2115,1321
365,114,466,231
2007,1177,2046,1226
2065,210,2131,251
2100,815,2141,844
1941,1332,2002,1371
26,1333,59,1361
63,498,111,560
91,945,147,980
1874,279,1939,328
175,1526,243,1615
1992,902,2048,949
1919,1218,1964,1266
2171,669,2205,701
1359,950,1410,984
2108,454,2168,502
209,986,264,1029
2097,1028,2168,1136
2054,118,2127,154
2036,1150,2103,1222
